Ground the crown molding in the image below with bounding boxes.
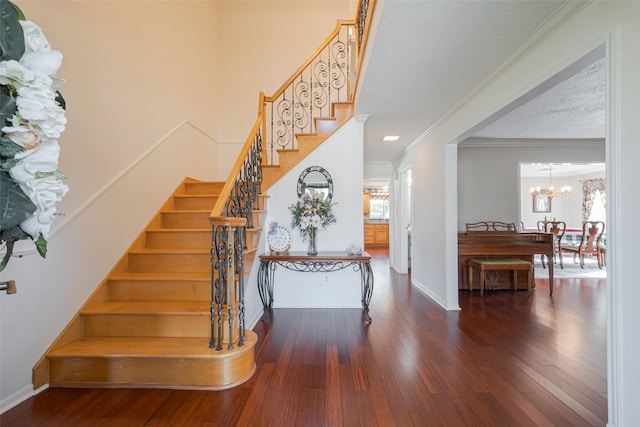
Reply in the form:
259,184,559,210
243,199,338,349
458,138,605,148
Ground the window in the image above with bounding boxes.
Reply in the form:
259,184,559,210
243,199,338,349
369,199,389,220
587,189,606,223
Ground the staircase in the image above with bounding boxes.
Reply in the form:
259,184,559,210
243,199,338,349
33,178,262,389
262,101,354,189
32,0,375,390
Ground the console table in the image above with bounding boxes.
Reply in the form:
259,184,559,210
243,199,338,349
257,251,374,323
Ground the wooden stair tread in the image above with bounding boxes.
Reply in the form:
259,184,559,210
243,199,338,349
145,227,259,232
162,209,209,213
128,248,210,254
85,300,209,314
108,272,210,280
146,228,210,232
48,337,241,358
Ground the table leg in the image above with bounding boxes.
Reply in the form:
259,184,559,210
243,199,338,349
360,262,374,323
548,252,554,296
257,261,275,320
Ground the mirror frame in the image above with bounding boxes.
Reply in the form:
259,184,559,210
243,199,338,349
297,166,333,201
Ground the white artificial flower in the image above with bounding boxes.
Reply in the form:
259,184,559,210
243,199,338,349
9,140,68,239
19,20,51,53
2,124,42,149
300,216,310,230
18,173,68,239
21,50,63,77
310,215,321,228
0,17,68,257
0,59,35,86
14,86,67,139
50,75,65,92
11,139,60,175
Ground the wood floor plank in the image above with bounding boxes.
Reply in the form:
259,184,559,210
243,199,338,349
1,248,608,426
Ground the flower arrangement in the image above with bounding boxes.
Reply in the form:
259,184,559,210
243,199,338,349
289,190,336,254
0,0,68,271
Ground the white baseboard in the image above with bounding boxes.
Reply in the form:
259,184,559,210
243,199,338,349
411,278,456,311
0,384,44,415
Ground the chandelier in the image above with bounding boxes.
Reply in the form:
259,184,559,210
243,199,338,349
530,163,571,199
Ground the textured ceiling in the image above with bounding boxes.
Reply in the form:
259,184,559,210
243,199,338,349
356,0,603,164
470,57,605,140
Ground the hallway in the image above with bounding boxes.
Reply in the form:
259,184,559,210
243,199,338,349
1,248,607,426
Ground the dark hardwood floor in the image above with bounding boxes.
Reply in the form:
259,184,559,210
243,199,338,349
1,248,607,426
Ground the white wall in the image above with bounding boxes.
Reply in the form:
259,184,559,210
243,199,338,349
259,118,365,309
457,142,604,230
393,2,640,424
520,168,606,229
394,138,450,309
0,0,351,412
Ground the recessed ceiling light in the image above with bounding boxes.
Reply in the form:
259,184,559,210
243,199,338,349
383,135,399,141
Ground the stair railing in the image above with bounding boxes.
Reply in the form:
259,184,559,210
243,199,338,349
260,20,354,167
209,0,375,351
261,0,376,166
209,117,262,350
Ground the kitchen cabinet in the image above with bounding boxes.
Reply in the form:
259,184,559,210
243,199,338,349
364,223,388,246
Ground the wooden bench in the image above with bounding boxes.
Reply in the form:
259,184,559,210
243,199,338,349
468,258,533,296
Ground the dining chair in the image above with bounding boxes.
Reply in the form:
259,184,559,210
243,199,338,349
543,221,567,269
561,221,605,268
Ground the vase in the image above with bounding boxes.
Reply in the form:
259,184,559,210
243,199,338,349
307,228,318,255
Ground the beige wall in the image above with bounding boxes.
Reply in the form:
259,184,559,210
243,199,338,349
19,1,220,213
215,1,351,151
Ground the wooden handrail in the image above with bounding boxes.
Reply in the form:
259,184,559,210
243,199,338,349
209,114,263,220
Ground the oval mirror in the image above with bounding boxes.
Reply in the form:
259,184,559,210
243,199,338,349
297,166,333,201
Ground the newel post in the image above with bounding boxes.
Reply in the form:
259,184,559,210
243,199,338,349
210,216,247,351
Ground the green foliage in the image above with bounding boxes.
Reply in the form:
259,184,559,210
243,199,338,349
0,136,21,160
0,224,29,271
0,170,35,230
34,232,46,257
0,92,17,125
0,0,25,61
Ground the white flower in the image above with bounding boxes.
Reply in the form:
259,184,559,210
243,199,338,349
17,173,68,239
310,215,321,228
9,140,68,239
11,138,59,167
0,14,68,267
14,86,67,139
2,124,42,149
21,50,63,77
20,21,51,53
0,59,34,86
300,216,310,230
